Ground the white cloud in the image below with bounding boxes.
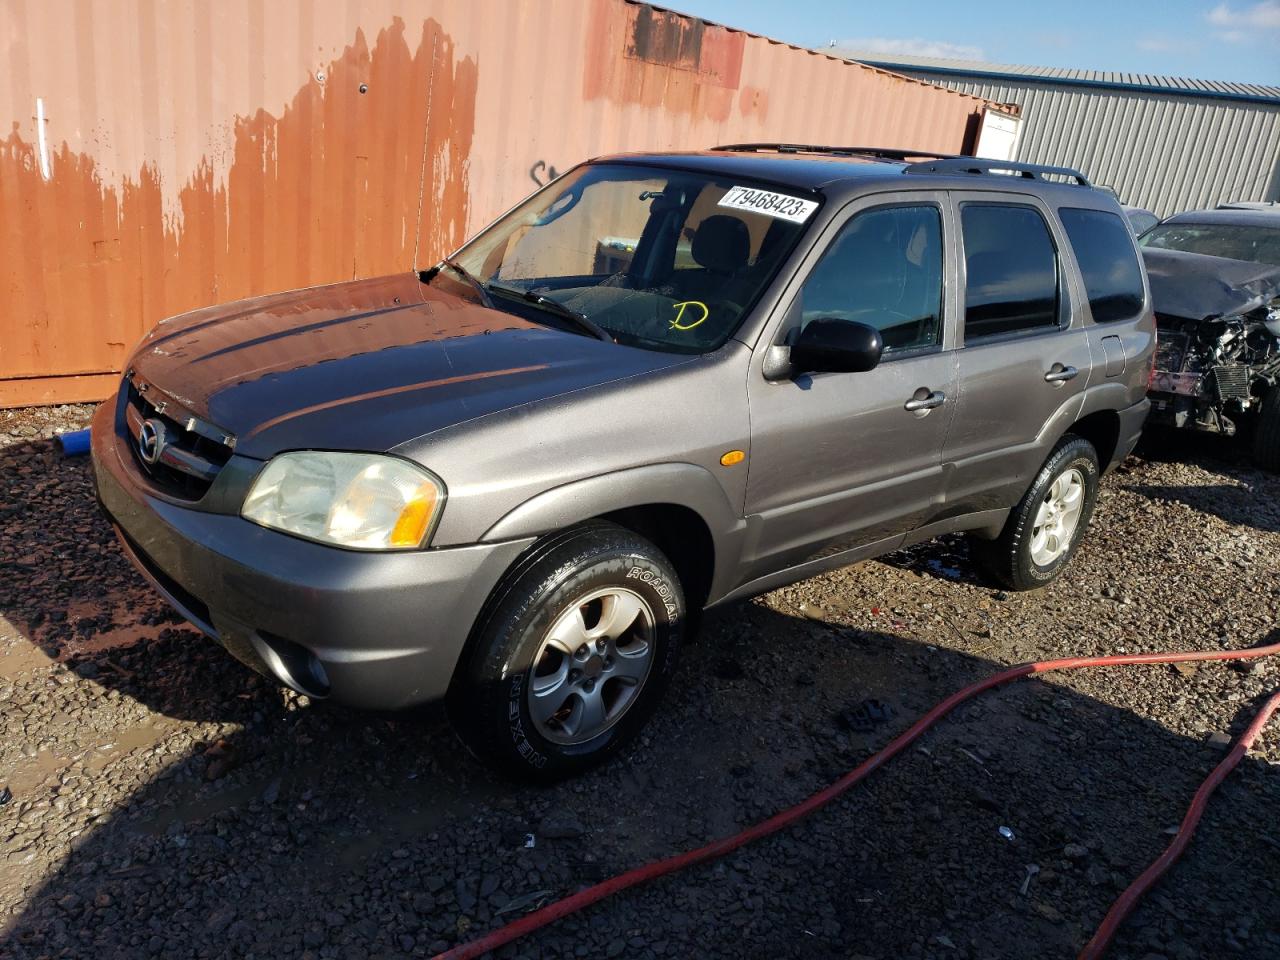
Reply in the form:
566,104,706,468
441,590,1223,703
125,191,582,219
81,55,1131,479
836,37,986,62
1206,1,1280,36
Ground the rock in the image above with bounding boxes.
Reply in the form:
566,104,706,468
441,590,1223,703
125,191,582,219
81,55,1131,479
206,905,236,934
1033,902,1064,923
205,757,233,781
260,778,281,805
1063,843,1089,861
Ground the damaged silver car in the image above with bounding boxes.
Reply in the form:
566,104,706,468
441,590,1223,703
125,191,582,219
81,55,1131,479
1140,207,1280,470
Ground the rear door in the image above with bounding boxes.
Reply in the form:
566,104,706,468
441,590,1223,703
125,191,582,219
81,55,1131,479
942,193,1092,513
742,192,959,580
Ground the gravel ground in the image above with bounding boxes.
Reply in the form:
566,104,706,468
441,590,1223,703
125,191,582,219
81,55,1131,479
2,403,1278,960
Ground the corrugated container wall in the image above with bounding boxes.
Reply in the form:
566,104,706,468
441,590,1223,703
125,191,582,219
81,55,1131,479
0,0,997,407
882,73,1280,219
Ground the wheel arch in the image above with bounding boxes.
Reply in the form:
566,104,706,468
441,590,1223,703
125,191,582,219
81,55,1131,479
480,463,746,609
1064,408,1121,472
595,503,716,612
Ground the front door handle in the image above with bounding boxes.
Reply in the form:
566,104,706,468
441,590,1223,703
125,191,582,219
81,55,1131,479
1044,364,1079,383
904,389,946,412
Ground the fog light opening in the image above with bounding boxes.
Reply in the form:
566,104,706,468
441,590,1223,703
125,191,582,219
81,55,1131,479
250,631,331,699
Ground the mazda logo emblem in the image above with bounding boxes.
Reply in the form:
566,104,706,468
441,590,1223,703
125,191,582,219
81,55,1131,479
138,419,167,466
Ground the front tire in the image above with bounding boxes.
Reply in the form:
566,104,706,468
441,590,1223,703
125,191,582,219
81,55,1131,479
1253,387,1280,473
976,435,1100,591
448,521,685,781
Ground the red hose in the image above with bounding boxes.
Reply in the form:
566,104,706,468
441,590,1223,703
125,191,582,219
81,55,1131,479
1077,687,1280,960
433,640,1280,960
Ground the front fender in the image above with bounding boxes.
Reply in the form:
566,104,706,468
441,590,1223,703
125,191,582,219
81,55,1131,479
480,462,749,603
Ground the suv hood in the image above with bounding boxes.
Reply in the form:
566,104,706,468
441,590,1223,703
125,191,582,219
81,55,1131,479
1142,247,1280,323
128,273,691,459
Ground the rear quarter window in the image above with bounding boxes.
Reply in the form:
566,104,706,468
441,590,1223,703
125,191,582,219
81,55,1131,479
1059,208,1145,323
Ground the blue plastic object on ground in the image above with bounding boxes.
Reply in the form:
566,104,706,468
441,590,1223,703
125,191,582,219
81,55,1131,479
56,428,91,456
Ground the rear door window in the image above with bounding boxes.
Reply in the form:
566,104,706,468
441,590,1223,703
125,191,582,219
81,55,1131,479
960,204,1060,340
1059,208,1145,322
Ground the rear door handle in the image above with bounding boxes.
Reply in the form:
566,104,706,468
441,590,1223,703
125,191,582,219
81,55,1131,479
904,389,946,412
1044,364,1079,383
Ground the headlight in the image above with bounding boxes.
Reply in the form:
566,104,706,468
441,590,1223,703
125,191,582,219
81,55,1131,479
242,452,445,550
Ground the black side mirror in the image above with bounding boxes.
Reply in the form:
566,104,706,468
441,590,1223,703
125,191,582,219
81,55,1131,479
790,318,884,374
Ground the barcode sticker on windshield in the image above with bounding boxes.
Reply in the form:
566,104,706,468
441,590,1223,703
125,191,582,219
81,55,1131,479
718,186,818,223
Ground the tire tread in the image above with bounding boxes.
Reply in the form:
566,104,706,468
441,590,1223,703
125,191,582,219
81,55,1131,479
447,521,683,781
1254,388,1280,472
976,434,1099,592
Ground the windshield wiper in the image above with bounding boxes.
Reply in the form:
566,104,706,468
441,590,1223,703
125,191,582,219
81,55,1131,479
487,283,613,342
437,257,495,309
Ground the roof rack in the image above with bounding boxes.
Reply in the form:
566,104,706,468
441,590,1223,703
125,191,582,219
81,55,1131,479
713,143,960,162
903,158,1092,186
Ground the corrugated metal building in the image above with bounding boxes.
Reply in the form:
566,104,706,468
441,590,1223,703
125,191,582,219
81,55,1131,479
0,0,1003,407
849,53,1280,218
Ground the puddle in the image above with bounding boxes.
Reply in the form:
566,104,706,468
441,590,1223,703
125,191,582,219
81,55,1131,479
926,558,965,580
84,723,173,775
137,781,265,836
0,609,168,682
2,722,175,798
0,634,55,680
63,623,167,658
66,599,102,622
1,748,67,798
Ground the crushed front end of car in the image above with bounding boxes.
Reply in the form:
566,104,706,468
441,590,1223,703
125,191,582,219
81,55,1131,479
1143,248,1280,436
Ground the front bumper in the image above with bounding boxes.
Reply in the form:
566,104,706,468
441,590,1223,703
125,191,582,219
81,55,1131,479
90,400,535,709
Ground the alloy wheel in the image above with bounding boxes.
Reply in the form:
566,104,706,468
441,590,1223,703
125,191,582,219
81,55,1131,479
527,587,656,745
1030,467,1086,566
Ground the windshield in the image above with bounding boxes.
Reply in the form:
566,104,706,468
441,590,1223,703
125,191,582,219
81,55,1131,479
1140,221,1280,266
439,163,819,353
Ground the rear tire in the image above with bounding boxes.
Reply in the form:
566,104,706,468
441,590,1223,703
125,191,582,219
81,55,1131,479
1253,388,1280,473
447,521,684,781
975,435,1100,591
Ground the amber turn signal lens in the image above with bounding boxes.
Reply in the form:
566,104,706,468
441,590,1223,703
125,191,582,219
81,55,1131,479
720,450,745,466
388,483,442,547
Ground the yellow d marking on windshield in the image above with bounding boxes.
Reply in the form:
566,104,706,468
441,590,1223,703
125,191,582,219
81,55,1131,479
671,300,709,331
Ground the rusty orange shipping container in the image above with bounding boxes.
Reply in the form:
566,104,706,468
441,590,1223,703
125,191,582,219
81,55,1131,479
0,0,1004,407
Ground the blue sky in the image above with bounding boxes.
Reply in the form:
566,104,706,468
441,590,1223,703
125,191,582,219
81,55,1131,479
666,0,1280,85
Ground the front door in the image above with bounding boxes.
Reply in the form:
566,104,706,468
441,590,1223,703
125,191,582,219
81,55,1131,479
743,193,959,582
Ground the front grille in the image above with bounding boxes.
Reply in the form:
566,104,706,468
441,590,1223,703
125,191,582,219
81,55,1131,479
115,526,215,634
123,377,234,501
